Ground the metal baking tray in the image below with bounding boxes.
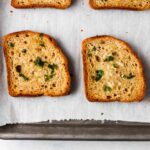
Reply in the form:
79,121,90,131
0,120,150,140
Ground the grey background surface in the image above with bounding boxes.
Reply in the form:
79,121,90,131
0,141,150,150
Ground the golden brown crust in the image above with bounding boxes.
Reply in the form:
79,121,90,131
82,35,146,102
89,0,150,10
11,0,72,9
3,30,71,97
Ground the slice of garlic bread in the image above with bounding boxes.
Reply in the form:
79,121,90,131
11,0,72,9
3,30,71,97
89,0,150,10
82,36,146,102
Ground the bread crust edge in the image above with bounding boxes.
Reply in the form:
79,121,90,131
11,0,72,9
89,0,150,10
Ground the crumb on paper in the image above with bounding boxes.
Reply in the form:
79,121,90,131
81,29,84,32
10,10,13,13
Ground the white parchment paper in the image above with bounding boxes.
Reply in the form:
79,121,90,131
0,0,150,126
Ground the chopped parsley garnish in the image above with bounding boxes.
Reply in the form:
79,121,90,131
9,42,15,48
95,70,104,81
15,65,29,81
48,63,58,74
44,74,55,82
87,46,96,57
123,73,135,79
39,33,44,38
44,64,58,82
88,51,92,57
34,57,45,67
113,63,119,68
22,49,27,53
39,41,45,47
103,85,112,92
104,56,114,62
92,46,96,51
19,73,29,81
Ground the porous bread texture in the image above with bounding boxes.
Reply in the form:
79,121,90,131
89,0,150,10
11,0,72,9
3,30,71,97
82,36,146,102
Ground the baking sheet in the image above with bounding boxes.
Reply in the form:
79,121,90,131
0,0,150,126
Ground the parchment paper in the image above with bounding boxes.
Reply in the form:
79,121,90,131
0,0,150,126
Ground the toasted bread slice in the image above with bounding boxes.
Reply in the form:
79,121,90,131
3,30,71,97
82,36,146,102
89,0,150,10
11,0,72,9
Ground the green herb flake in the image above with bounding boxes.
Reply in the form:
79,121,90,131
22,49,27,53
113,63,119,68
92,46,96,51
44,75,51,82
39,41,45,47
87,46,96,57
44,74,55,82
95,70,104,81
34,57,45,67
48,63,58,74
103,85,112,92
15,65,29,81
87,51,92,57
123,73,135,79
9,42,15,48
104,56,114,62
88,53,92,57
19,73,29,81
15,65,22,73
39,33,44,38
